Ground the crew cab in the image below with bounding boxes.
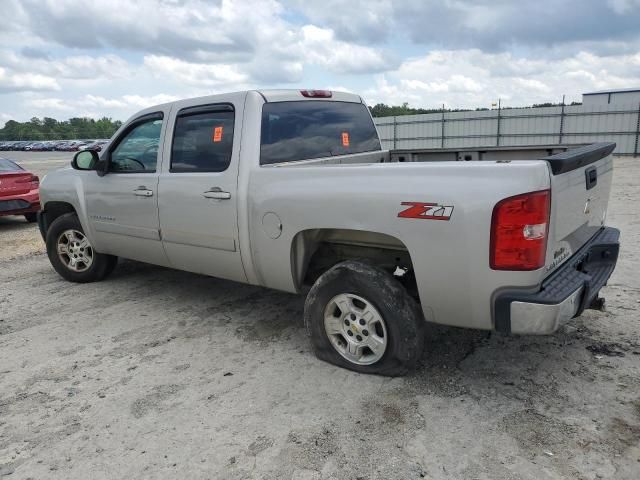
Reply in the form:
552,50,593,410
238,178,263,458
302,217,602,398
37,89,620,375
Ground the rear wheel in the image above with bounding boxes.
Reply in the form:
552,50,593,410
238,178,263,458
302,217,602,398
46,213,117,283
304,260,425,376
24,212,37,223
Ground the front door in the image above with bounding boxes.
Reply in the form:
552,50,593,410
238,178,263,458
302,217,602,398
157,102,246,282
83,112,170,267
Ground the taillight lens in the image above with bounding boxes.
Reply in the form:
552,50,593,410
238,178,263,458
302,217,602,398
490,190,551,271
15,175,39,187
300,90,332,98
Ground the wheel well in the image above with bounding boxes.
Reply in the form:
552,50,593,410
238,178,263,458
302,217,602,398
41,202,77,235
291,229,419,301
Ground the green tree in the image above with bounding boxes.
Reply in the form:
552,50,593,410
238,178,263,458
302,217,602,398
0,116,123,141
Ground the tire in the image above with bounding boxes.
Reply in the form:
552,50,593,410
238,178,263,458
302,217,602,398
24,212,38,223
304,260,425,376
45,213,118,283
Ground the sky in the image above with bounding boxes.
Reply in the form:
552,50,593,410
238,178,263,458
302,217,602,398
1,0,640,126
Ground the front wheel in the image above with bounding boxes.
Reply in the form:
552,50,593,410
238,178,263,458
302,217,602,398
45,213,117,283
304,260,425,376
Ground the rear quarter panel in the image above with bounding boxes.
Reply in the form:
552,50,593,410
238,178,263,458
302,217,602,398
247,160,552,330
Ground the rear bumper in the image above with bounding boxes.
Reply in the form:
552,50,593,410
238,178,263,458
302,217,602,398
0,191,40,216
494,227,620,334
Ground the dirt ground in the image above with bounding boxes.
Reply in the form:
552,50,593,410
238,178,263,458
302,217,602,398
0,152,638,480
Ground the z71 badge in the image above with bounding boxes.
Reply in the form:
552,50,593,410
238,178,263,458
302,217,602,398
398,202,454,220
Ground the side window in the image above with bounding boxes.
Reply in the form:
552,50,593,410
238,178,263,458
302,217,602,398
110,116,163,173
170,107,235,173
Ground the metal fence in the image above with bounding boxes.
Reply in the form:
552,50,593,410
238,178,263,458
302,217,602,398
374,102,640,156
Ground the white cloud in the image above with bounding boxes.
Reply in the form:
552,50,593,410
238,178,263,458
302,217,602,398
607,0,640,14
299,25,394,74
364,49,640,108
0,67,60,93
79,95,128,109
286,0,393,43
24,94,182,118
0,112,14,128
0,0,639,123
121,94,182,109
143,55,248,88
27,97,72,111
57,55,132,79
0,51,133,95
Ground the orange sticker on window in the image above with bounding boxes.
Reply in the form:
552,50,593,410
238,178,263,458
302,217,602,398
213,126,223,142
342,132,350,147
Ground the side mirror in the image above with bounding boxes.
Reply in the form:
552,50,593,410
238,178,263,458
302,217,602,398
72,150,99,171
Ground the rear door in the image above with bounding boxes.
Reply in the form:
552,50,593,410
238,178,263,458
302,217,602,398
157,99,246,282
545,144,615,273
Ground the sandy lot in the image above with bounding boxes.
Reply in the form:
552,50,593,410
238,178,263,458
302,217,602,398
0,153,638,479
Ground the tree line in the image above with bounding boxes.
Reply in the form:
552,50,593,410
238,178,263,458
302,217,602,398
368,101,582,118
0,117,123,141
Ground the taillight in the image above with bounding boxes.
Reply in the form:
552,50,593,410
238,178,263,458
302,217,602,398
31,175,39,188
300,90,332,98
490,190,550,271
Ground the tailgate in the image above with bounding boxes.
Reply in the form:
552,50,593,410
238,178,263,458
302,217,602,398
0,172,33,196
545,143,615,274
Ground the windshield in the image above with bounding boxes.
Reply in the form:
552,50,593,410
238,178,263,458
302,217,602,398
0,158,22,172
260,101,381,165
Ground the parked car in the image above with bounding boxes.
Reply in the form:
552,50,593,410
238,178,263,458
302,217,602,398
91,141,108,152
10,141,28,150
0,157,40,222
54,141,80,151
78,140,104,152
52,141,69,151
25,142,49,151
67,141,89,151
37,89,620,375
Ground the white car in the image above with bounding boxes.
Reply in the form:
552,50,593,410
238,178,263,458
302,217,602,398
37,89,620,375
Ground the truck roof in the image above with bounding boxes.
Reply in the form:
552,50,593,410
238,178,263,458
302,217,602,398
144,89,364,112
256,89,363,104
122,89,366,131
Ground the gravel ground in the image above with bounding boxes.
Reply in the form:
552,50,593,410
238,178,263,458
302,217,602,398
0,152,638,479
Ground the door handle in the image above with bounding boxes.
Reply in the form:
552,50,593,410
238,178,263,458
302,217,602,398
202,189,231,200
133,187,154,197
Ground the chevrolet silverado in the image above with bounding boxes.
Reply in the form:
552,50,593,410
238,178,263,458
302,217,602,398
37,89,620,375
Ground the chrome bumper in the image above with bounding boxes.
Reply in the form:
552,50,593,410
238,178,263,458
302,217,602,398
510,286,583,334
494,227,620,335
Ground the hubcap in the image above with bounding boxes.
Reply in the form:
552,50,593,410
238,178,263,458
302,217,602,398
57,229,93,272
323,293,388,365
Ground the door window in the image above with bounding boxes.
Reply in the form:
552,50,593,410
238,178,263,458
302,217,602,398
110,116,163,172
171,107,235,173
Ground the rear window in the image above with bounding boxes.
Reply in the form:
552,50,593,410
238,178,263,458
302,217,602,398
260,101,381,165
0,159,22,172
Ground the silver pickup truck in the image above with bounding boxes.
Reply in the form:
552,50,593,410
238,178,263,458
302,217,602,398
37,89,620,375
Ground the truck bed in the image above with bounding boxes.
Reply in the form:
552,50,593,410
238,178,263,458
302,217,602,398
255,142,615,332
